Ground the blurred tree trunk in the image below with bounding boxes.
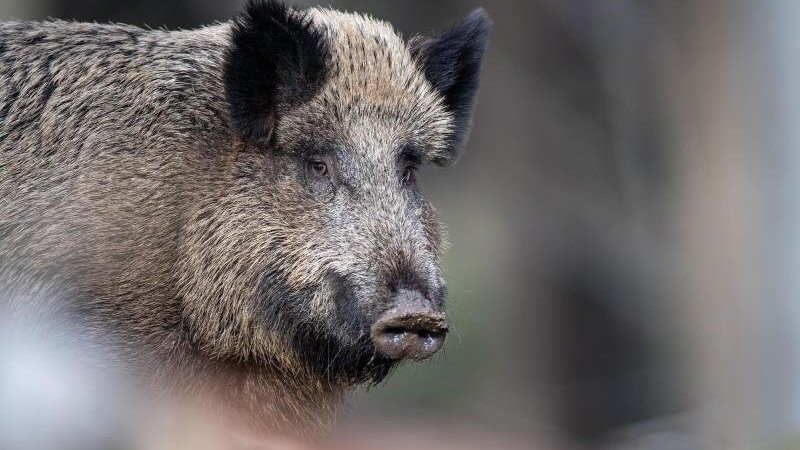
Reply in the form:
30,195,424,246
667,1,759,447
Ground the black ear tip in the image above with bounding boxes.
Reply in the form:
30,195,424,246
464,7,493,37
468,8,492,26
245,0,286,13
242,0,290,25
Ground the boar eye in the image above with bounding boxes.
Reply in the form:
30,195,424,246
401,165,417,184
304,156,335,199
399,146,422,185
307,160,328,177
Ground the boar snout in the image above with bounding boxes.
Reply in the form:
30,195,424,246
370,289,448,361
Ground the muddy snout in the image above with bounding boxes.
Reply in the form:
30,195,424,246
370,289,448,361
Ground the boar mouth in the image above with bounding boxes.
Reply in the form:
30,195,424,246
255,271,398,384
290,321,398,384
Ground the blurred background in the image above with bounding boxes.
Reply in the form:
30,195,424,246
2,0,799,449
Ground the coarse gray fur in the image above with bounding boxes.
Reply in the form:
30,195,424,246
0,1,489,436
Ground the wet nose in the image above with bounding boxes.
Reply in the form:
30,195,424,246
370,289,448,361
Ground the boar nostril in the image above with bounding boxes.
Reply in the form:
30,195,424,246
383,326,406,336
370,290,448,361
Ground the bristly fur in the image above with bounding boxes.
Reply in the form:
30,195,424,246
225,0,329,142
410,8,492,163
0,0,490,438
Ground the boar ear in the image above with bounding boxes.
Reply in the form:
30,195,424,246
224,0,328,143
410,9,491,164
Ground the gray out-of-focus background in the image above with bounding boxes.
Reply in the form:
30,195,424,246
3,1,800,449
